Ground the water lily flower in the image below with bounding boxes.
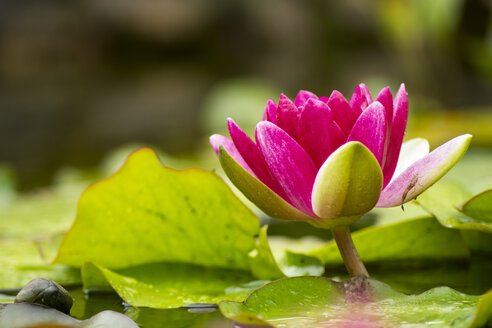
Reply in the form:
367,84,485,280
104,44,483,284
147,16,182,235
210,84,471,276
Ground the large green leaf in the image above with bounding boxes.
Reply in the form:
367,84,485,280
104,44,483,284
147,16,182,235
81,262,263,309
220,276,492,328
310,216,469,266
416,182,492,234
54,148,260,270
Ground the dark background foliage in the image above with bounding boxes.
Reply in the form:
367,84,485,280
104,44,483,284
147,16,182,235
1,0,491,189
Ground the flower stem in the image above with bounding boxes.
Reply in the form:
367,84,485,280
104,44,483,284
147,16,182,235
331,226,368,277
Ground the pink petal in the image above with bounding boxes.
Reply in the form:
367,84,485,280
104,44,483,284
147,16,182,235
297,99,345,167
294,90,318,107
210,134,256,177
382,84,408,187
348,85,367,114
347,101,388,166
256,121,318,216
359,83,373,105
217,145,314,222
375,86,394,178
327,90,360,136
319,96,329,103
375,87,393,129
276,94,301,141
377,134,473,207
227,118,281,194
263,99,278,124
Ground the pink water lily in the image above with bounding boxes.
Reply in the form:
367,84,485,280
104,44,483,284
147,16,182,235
211,83,471,277
210,84,471,229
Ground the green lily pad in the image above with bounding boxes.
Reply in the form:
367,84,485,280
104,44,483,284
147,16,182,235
310,216,469,267
55,148,260,271
416,182,492,234
461,189,492,223
81,262,262,309
220,276,492,327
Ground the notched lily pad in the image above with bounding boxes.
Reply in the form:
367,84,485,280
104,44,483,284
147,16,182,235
220,276,492,328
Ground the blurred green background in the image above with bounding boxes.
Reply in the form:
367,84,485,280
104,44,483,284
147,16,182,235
1,0,491,189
